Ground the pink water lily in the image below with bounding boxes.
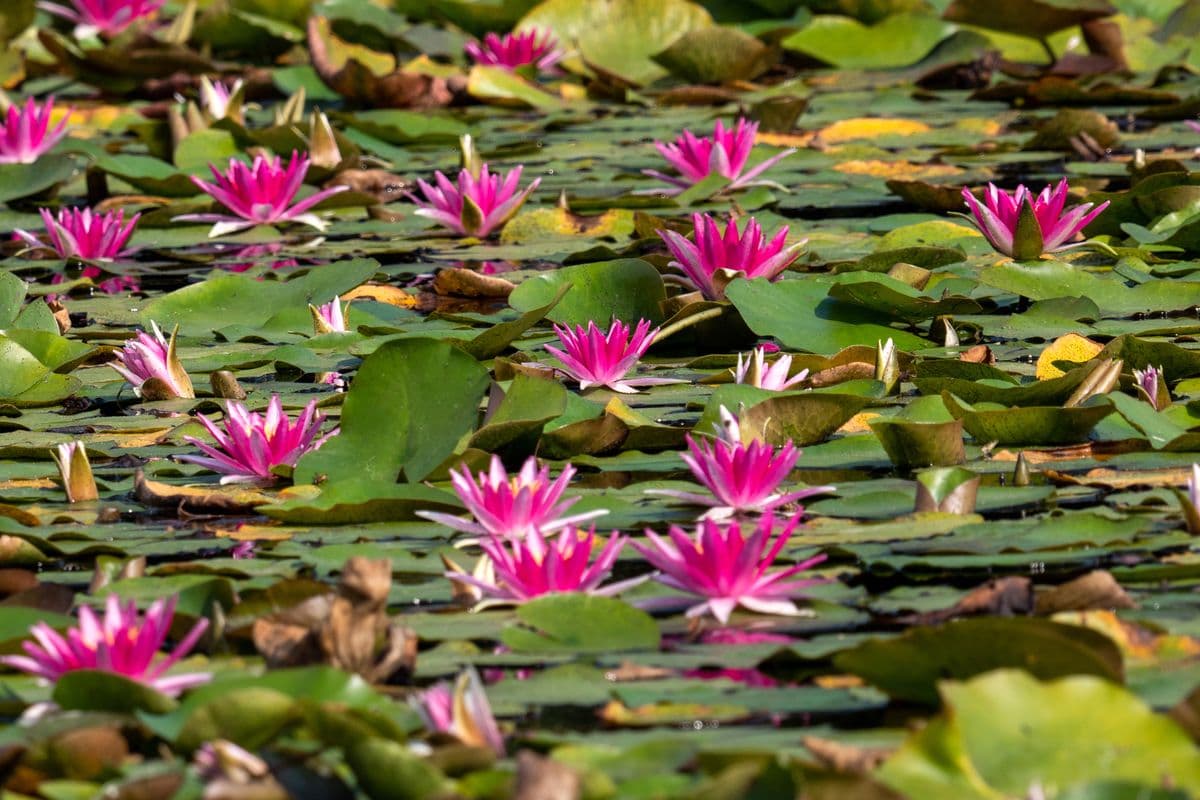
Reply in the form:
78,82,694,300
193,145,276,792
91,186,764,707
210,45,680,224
40,0,165,37
16,207,140,261
198,76,243,122
962,180,1109,260
645,118,794,194
1133,364,1167,410
179,152,349,237
411,668,505,756
651,407,833,519
111,321,195,399
465,29,564,73
408,165,539,238
546,318,681,393
180,396,337,484
0,594,210,696
734,347,807,391
418,455,606,539
449,527,628,603
310,295,347,335
658,213,803,300
632,514,827,624
0,97,70,164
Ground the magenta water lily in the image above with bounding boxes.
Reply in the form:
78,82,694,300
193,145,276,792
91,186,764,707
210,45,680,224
419,455,606,539
631,514,827,624
40,0,165,37
466,28,564,73
658,213,803,300
408,164,539,238
451,527,626,603
646,118,794,193
547,318,681,393
180,151,349,237
962,179,1109,260
111,321,194,400
0,96,69,164
652,406,833,519
180,396,337,484
16,207,140,261
0,594,209,696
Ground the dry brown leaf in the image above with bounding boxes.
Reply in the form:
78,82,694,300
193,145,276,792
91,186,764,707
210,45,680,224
134,471,272,513
325,169,411,204
1041,466,1194,490
1036,333,1104,380
959,345,995,365
1034,570,1134,615
433,268,516,299
342,283,419,308
807,362,874,388
514,751,581,800
813,674,865,689
802,736,892,775
1170,686,1200,744
901,576,1033,625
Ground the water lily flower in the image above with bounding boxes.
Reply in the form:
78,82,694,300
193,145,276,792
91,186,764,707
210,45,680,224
197,76,244,123
1133,364,1168,410
179,151,350,237
16,207,140,261
1183,464,1200,536
651,406,833,519
645,118,794,194
465,28,564,73
418,455,606,539
411,667,505,756
961,180,1109,260
180,396,337,484
447,527,627,603
309,296,347,335
546,318,681,394
658,213,803,300
111,321,195,400
0,594,210,696
40,0,165,37
407,164,539,238
0,96,70,164
734,346,807,391
52,441,98,503
631,513,827,624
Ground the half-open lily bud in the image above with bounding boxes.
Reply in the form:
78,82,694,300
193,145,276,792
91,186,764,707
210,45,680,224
1133,365,1169,411
273,87,306,126
1175,464,1200,536
111,322,196,400
52,441,98,503
309,296,347,335
198,76,245,124
307,109,342,171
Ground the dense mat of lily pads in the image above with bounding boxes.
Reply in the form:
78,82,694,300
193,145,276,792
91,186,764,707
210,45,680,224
1,0,1200,797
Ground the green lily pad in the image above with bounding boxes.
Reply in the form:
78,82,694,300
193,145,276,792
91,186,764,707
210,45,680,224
943,392,1115,446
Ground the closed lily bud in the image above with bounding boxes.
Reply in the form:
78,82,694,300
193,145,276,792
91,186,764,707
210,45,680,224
52,441,99,503
875,337,899,394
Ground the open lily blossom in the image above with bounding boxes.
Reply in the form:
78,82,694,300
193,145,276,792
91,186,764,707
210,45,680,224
0,96,69,164
652,406,833,519
180,396,337,484
631,514,827,624
408,164,539,238
962,180,1109,260
0,594,209,696
465,29,564,72
659,213,803,300
111,321,195,399
16,207,140,261
411,667,505,756
546,318,681,393
645,118,795,193
179,152,349,237
449,527,628,603
40,0,165,37
418,455,606,539
734,347,807,391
